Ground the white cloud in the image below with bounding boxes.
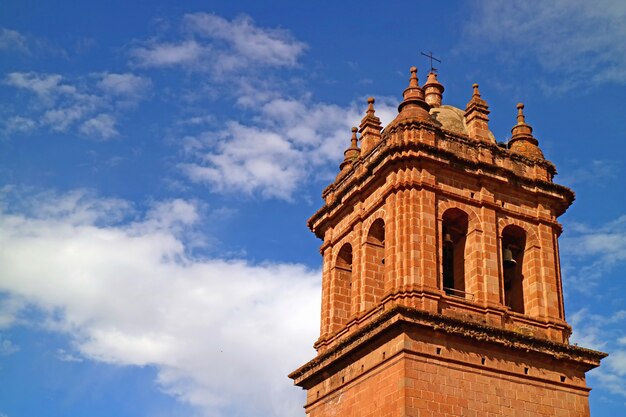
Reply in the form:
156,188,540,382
184,13,306,68
607,351,626,376
130,13,305,74
181,94,396,200
181,121,308,200
131,40,203,67
0,296,25,329
43,106,88,132
128,11,395,201
466,0,626,90
0,28,29,53
560,215,626,291
570,308,626,399
97,72,151,98
5,72,75,101
3,116,37,134
4,71,147,139
0,189,320,417
79,114,118,139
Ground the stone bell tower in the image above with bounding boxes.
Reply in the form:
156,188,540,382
289,66,606,416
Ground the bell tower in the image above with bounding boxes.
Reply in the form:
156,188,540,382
289,67,606,416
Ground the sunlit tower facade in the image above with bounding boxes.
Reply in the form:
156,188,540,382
289,66,606,416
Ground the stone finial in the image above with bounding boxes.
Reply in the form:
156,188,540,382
509,103,544,160
466,83,489,111
464,83,493,143
366,97,376,115
409,66,419,86
403,67,423,101
359,97,383,155
340,127,361,171
472,83,480,97
516,102,526,124
396,66,431,121
423,72,445,107
349,126,359,149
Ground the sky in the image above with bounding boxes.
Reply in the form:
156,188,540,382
0,1,625,416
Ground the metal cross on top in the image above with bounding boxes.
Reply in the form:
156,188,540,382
421,51,441,73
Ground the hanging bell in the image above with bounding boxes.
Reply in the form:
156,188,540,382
443,232,453,246
503,247,517,268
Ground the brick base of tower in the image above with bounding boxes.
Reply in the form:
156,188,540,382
290,307,603,417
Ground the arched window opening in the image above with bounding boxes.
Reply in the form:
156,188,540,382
502,225,526,314
442,209,469,298
334,243,353,324
365,219,385,307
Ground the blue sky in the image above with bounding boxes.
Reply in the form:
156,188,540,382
0,1,625,416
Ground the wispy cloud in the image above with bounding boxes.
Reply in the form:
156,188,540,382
5,72,79,101
0,188,320,417
96,72,152,99
0,27,66,57
570,308,626,398
0,334,19,355
559,159,621,186
131,40,203,68
131,12,399,201
130,13,306,74
3,116,37,134
0,28,29,53
56,348,84,362
2,71,150,139
561,215,626,291
465,0,626,91
183,13,305,68
79,114,118,139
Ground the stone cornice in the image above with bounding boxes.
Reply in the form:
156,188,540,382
288,305,607,387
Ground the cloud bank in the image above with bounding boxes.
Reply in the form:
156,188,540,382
0,189,320,417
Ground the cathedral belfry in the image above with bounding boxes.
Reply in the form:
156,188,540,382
289,66,606,416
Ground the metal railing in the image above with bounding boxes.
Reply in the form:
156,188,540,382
443,287,475,301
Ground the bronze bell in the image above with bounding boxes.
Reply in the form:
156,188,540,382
503,247,517,268
443,232,453,246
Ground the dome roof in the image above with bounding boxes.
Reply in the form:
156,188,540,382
429,105,496,142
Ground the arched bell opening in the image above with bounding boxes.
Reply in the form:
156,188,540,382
364,219,385,309
441,208,469,298
501,225,526,314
